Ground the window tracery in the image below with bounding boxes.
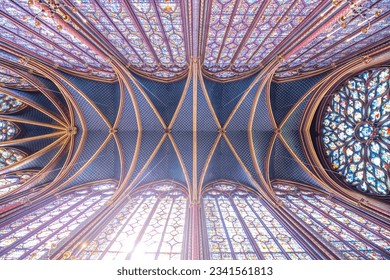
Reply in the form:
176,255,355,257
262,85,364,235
203,0,322,79
0,0,115,79
0,66,31,89
0,93,26,114
321,67,390,196
0,183,116,260
274,183,390,260
67,0,188,79
202,183,312,260
0,170,37,197
0,120,20,141
0,148,26,169
76,183,188,260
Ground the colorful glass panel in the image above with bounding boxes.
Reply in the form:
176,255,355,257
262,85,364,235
0,183,116,260
0,93,25,114
0,66,31,89
0,170,36,197
0,0,114,79
202,184,312,260
203,0,322,79
276,1,390,78
274,184,390,259
321,67,390,195
77,184,188,260
0,148,26,169
68,0,188,79
0,120,19,141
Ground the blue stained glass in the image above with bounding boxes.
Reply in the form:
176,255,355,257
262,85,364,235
76,183,188,260
0,93,26,114
322,67,390,196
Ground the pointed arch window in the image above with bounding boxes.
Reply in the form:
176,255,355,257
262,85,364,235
0,183,116,260
0,93,26,114
201,183,312,260
0,170,37,197
320,67,390,196
274,183,390,259
0,66,32,90
0,148,26,169
75,182,189,260
0,120,20,141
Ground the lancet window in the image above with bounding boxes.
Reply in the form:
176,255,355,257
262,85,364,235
321,67,390,196
202,183,312,260
76,183,188,260
0,183,116,260
274,183,390,259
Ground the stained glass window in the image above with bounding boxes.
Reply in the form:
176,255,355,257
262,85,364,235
321,67,390,196
0,66,31,89
0,148,26,169
0,0,114,79
202,184,312,260
274,184,390,260
277,1,390,78
0,183,116,260
0,93,26,114
0,120,20,141
67,0,188,79
76,183,188,260
203,0,322,79
0,170,37,197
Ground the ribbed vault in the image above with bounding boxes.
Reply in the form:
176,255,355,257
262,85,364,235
0,0,389,260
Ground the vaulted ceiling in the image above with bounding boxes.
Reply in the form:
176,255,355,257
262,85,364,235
0,0,389,212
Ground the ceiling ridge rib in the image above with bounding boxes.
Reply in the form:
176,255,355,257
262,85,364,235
110,134,167,203
197,133,222,198
198,65,221,129
58,76,112,129
168,133,192,200
248,72,279,201
192,60,198,201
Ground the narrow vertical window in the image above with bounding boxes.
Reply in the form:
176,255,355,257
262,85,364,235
274,184,390,259
321,67,390,196
0,170,37,197
77,183,188,260
0,93,26,114
202,183,312,260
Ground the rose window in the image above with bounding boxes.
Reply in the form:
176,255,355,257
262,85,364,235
321,67,390,196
